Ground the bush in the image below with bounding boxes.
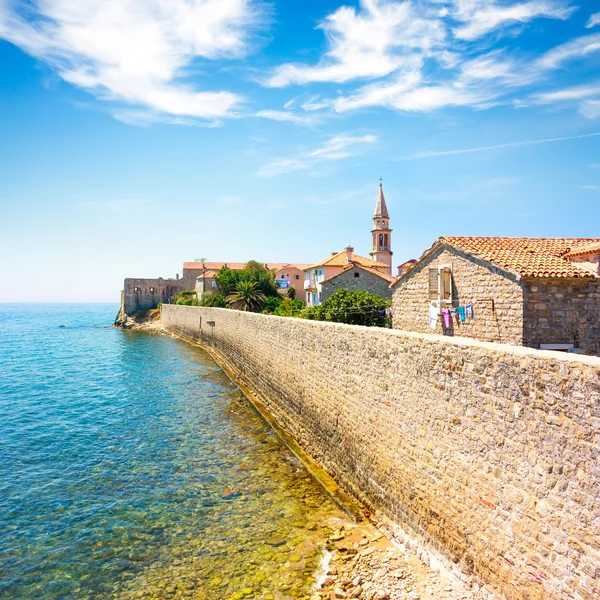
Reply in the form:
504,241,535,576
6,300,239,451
201,293,228,308
300,288,390,327
263,295,282,314
273,298,304,317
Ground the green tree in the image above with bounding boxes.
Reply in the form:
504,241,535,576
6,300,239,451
215,261,279,298
226,281,267,312
194,257,207,262
301,288,390,327
286,286,296,300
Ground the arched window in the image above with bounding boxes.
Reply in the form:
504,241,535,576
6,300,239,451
384,234,388,247
379,234,383,247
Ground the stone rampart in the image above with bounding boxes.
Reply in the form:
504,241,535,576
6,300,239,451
122,277,184,315
162,305,600,600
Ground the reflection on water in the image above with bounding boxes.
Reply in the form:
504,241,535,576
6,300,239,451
0,305,348,599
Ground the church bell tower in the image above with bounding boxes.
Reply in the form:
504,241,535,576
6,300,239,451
370,182,392,275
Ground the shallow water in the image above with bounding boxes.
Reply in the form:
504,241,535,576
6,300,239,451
0,304,348,600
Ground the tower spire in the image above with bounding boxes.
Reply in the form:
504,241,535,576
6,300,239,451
374,182,389,218
370,182,392,275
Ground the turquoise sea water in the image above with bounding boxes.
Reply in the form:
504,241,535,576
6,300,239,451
0,305,346,600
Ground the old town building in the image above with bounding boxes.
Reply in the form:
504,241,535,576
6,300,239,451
391,237,600,355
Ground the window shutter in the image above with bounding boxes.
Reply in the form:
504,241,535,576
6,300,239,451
429,268,439,299
443,269,452,302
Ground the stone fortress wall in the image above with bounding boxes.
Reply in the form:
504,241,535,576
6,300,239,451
162,305,600,600
121,268,203,315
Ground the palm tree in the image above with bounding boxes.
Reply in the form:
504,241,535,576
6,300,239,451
226,281,267,312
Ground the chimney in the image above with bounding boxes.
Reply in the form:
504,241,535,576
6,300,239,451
176,273,179,280
345,246,354,263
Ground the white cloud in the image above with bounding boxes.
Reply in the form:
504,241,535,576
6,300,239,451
580,100,600,119
532,83,600,104
261,0,584,116
452,0,574,41
586,13,600,28
537,33,600,69
254,109,318,126
300,96,331,111
257,134,377,177
263,0,445,87
0,0,266,121
582,185,600,189
405,131,600,159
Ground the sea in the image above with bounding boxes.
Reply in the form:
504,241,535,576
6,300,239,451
0,304,347,600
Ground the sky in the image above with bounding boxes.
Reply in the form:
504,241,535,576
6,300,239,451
0,0,599,302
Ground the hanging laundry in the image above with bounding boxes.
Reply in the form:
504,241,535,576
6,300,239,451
428,303,438,330
386,307,393,316
458,305,466,323
450,307,458,322
379,309,385,316
466,303,474,319
442,308,451,329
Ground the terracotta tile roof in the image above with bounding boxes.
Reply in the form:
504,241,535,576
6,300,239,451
306,251,389,270
562,241,600,258
355,264,396,282
184,262,288,271
322,262,395,284
442,237,600,279
276,264,312,271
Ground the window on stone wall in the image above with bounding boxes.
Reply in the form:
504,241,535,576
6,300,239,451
134,287,140,292
150,287,155,292
428,269,438,300
439,265,453,304
354,272,360,278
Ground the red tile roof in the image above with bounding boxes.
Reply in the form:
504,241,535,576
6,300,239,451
184,262,289,272
393,237,600,286
442,237,600,279
562,241,600,258
322,263,395,285
306,251,389,270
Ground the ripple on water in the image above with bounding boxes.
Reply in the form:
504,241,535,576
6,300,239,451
0,305,349,600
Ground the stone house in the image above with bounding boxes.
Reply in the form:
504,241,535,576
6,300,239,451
304,247,390,306
391,237,600,355
321,261,395,302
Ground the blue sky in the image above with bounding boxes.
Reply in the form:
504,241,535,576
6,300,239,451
0,0,599,302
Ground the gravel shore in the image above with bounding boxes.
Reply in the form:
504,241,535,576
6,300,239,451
312,520,485,600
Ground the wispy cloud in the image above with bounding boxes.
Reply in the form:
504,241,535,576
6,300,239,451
580,100,600,119
582,185,600,190
254,109,318,126
262,0,580,116
586,13,600,28
532,83,600,104
257,134,377,177
263,0,446,87
537,33,600,69
0,0,267,122
452,0,574,41
406,131,600,159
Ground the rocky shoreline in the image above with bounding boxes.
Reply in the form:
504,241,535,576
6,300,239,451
114,308,165,332
314,520,485,600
